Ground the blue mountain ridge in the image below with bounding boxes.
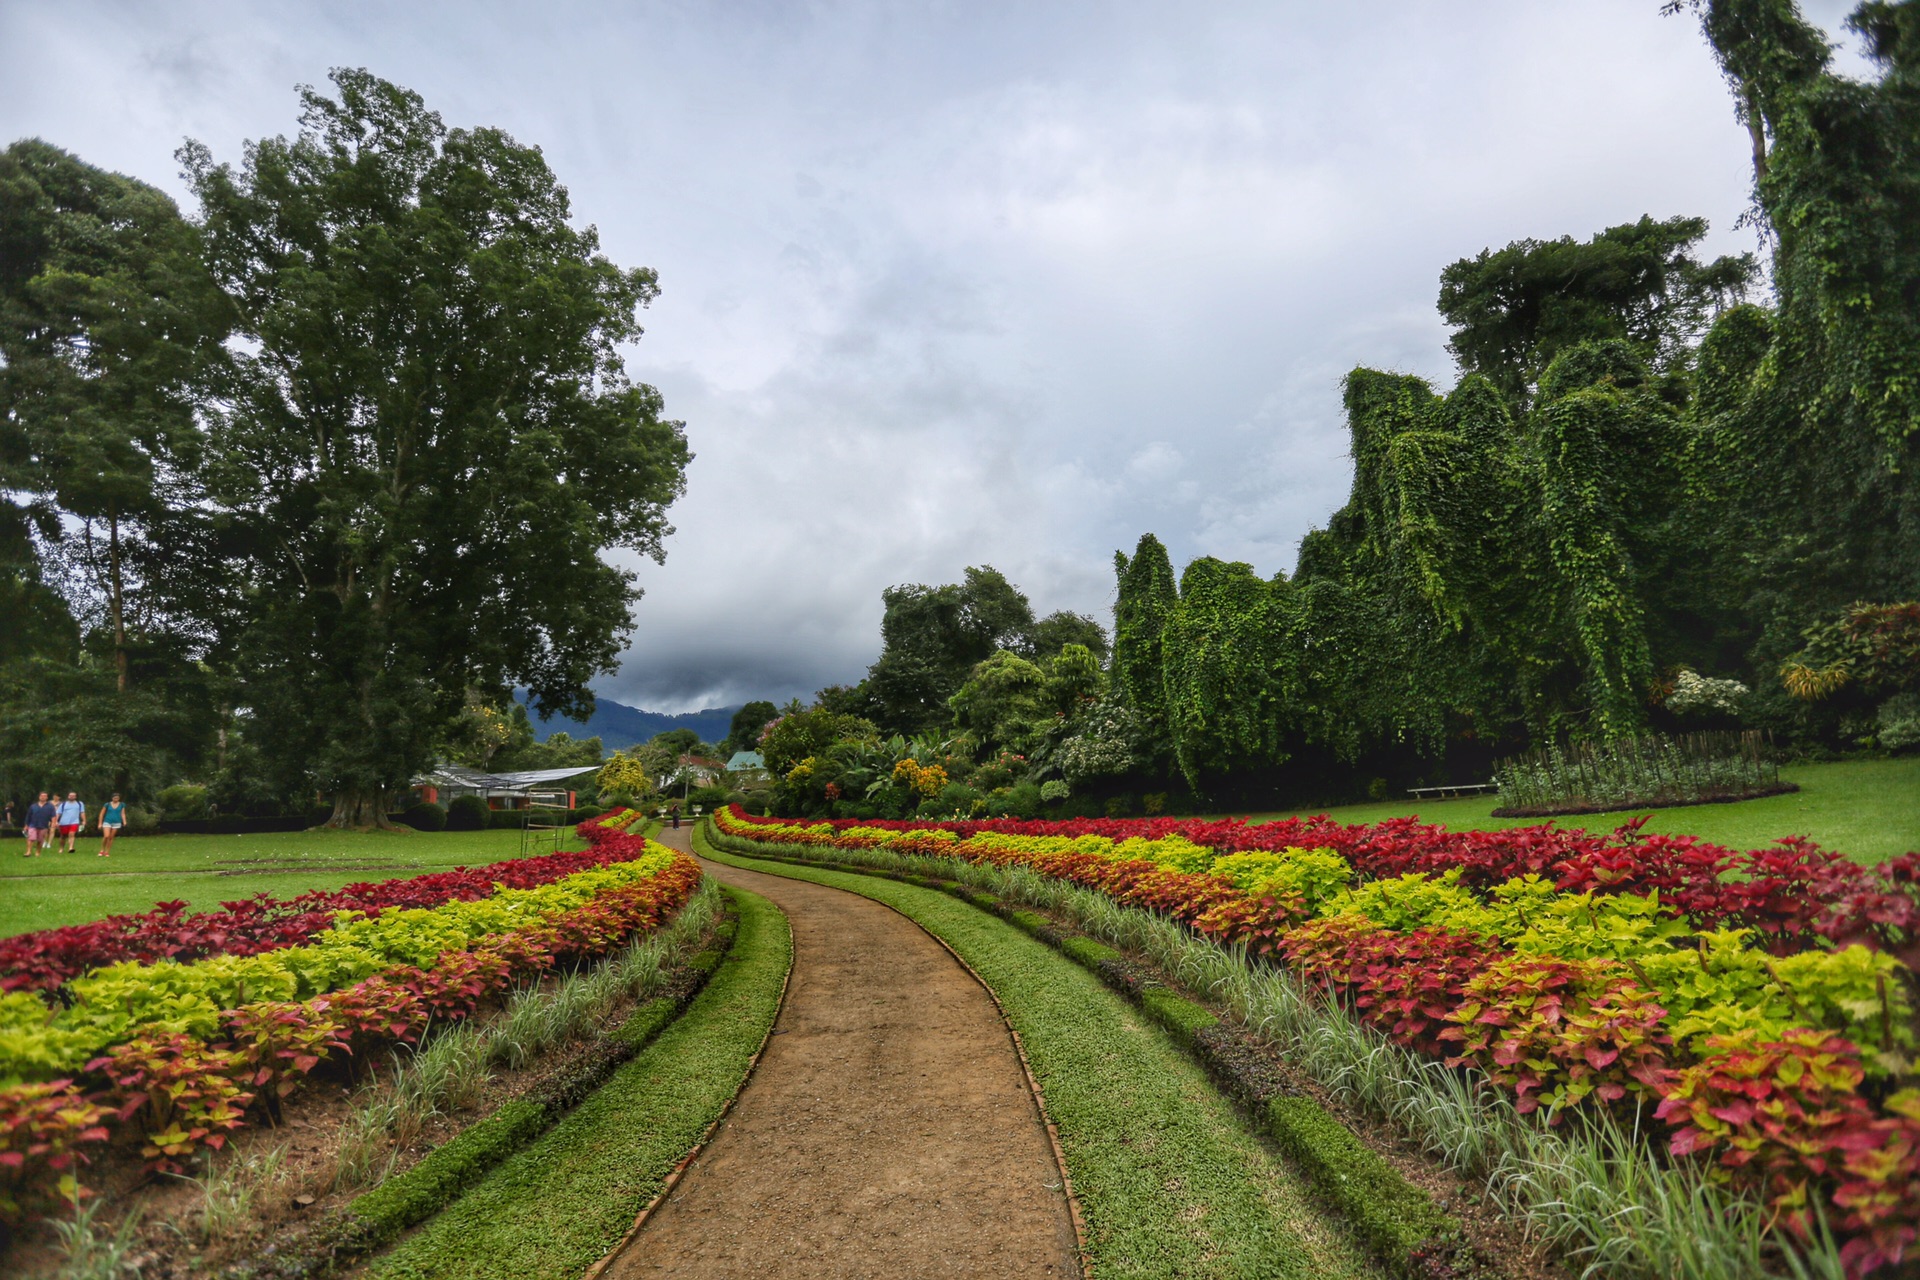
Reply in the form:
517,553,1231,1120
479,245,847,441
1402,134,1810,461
515,693,741,751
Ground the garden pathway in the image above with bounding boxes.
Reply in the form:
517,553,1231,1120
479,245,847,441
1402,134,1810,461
601,826,1080,1278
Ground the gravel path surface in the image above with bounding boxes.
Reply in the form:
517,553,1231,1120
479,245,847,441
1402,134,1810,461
602,826,1080,1279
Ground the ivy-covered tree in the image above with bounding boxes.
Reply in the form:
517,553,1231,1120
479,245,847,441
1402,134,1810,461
185,71,690,827
1437,215,1755,406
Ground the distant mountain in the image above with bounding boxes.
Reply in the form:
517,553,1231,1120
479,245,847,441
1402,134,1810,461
517,693,740,751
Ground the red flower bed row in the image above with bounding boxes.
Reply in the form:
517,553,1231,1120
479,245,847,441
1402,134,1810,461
718,806,1920,1276
726,808,1920,966
0,840,660,995
0,814,698,1221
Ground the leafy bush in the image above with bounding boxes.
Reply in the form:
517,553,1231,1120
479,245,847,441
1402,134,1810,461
1039,780,1070,804
685,785,729,812
1879,692,1920,752
445,796,490,832
156,784,210,822
399,802,447,832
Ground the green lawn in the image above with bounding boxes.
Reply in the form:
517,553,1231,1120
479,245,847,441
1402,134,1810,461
0,827,583,939
1237,757,1920,864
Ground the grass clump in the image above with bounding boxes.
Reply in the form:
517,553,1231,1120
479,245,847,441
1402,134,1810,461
367,884,790,1280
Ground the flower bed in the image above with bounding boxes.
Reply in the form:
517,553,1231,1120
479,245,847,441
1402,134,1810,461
714,804,1920,1276
0,840,669,996
0,811,696,1221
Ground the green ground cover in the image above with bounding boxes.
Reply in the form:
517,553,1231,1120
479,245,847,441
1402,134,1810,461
698,831,1386,1280
0,828,583,938
369,883,790,1280
1242,757,1920,864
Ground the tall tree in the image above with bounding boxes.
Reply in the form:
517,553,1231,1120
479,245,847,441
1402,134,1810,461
723,699,778,755
184,71,690,826
0,140,230,690
865,565,1036,735
1437,215,1754,405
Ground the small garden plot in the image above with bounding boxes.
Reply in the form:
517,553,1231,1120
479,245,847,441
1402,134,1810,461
712,804,1920,1278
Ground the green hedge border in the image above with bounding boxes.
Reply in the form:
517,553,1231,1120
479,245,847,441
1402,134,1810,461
701,821,1475,1280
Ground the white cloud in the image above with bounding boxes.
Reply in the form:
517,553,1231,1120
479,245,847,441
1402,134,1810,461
1,0,1853,711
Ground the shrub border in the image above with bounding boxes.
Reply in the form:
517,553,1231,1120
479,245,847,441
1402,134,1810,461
698,821,1471,1280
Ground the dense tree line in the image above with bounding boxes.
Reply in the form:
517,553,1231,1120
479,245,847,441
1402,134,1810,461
1104,0,1920,802
765,0,1920,820
0,71,690,824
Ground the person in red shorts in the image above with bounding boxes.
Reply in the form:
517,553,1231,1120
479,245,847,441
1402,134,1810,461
55,791,86,853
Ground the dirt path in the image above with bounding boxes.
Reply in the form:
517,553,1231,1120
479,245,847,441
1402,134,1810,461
601,826,1079,1279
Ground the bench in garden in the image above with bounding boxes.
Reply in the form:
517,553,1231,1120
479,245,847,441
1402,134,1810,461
1406,782,1497,799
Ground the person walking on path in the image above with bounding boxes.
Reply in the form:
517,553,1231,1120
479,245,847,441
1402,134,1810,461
23,792,53,857
96,794,126,857
55,792,86,853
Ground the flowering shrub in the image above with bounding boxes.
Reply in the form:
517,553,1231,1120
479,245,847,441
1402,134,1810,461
1666,667,1750,715
0,811,698,1220
714,802,1920,1274
892,758,948,797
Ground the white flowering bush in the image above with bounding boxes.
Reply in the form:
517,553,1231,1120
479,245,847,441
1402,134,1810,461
1055,700,1145,782
1666,667,1749,716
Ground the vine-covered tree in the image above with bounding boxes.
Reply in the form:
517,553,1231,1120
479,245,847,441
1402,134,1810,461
1437,215,1755,405
185,70,690,827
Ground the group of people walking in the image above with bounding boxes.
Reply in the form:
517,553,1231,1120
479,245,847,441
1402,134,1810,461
14,791,127,858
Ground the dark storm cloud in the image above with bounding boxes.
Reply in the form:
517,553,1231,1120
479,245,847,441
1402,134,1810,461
0,0,1874,711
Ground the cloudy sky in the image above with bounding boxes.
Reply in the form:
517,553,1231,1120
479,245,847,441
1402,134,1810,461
0,1,1872,712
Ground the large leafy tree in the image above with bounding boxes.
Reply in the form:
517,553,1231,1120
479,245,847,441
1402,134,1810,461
1437,215,1754,406
0,141,233,800
184,71,689,826
865,565,1037,734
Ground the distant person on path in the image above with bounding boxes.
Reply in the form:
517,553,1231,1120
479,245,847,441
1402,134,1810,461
97,794,126,858
23,792,54,857
56,792,86,853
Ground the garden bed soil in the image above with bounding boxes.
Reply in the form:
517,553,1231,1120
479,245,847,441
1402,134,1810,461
602,834,1080,1279
1,907,728,1280
1489,780,1798,818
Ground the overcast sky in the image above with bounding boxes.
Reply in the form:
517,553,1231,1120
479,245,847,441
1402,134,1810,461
0,1,1872,712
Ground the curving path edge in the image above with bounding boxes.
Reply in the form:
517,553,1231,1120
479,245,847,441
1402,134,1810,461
599,825,1081,1278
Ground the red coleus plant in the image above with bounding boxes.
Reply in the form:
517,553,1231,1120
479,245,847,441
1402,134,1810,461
1657,1029,1920,1277
88,1034,253,1173
1440,955,1671,1115
0,1080,111,1218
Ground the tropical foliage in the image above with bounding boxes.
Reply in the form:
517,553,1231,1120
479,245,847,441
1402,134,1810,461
0,811,695,1219
715,802,1920,1275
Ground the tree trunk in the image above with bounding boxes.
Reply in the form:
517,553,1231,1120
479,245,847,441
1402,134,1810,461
108,504,127,693
326,788,396,830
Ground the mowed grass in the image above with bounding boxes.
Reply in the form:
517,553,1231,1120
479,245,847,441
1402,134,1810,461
1237,757,1920,864
369,883,791,1280
0,827,583,938
697,831,1385,1280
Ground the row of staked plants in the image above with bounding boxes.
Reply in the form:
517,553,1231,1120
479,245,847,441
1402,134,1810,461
0,808,690,1225
713,803,1920,1278
1492,729,1788,816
